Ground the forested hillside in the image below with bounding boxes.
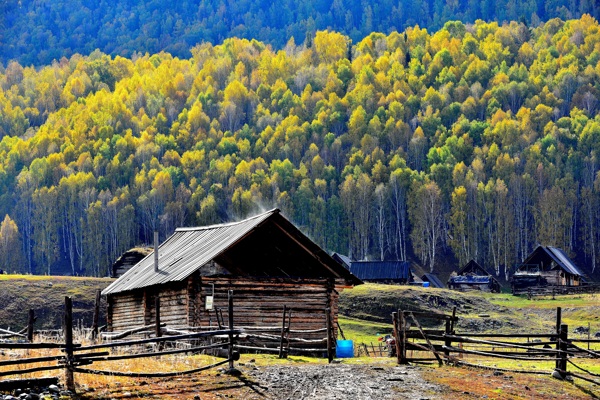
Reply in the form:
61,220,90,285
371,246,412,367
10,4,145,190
1,0,599,66
0,17,600,280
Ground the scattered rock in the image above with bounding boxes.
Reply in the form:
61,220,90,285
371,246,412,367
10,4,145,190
573,326,589,334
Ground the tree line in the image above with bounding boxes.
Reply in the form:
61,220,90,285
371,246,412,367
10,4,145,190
0,17,600,279
1,0,599,66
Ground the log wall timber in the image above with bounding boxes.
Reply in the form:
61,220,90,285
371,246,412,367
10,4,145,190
196,277,341,347
110,292,144,332
144,284,189,328
107,275,346,351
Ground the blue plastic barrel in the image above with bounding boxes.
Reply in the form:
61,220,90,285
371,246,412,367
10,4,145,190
336,339,354,358
423,281,430,288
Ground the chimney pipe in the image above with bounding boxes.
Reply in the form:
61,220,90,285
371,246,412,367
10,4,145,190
154,231,159,272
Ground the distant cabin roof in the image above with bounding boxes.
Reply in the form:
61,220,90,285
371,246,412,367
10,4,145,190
103,209,362,295
349,261,410,281
421,273,444,288
111,247,153,278
520,246,585,277
332,253,352,269
458,260,492,276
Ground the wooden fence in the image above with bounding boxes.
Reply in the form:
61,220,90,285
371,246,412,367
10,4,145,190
512,284,600,296
392,306,600,386
0,290,336,393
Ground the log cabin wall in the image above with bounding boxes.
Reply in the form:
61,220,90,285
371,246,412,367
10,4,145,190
107,282,191,332
107,291,145,332
107,276,346,344
144,282,190,329
194,276,341,344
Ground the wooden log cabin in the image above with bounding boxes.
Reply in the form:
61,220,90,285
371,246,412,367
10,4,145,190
511,246,584,293
448,260,501,293
102,209,362,352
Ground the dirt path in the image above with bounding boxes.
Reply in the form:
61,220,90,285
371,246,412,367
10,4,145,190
242,363,442,400
79,362,443,399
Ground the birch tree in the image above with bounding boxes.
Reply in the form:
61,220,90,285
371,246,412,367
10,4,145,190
409,179,444,272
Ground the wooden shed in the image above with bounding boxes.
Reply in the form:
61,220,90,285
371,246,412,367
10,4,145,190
102,209,361,351
110,247,152,278
511,246,584,292
448,260,501,293
349,261,412,284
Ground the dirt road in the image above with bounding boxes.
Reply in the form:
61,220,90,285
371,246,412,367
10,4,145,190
242,362,441,399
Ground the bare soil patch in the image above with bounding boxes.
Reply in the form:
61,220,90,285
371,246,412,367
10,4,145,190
242,362,441,399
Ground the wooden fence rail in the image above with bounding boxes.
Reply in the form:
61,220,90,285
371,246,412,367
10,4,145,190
392,306,599,386
0,291,242,393
1,289,337,394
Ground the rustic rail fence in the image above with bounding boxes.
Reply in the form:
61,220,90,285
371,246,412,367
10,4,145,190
0,290,241,393
392,306,600,386
513,283,600,296
1,290,337,393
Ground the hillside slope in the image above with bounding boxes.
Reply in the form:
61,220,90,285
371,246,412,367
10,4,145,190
0,275,113,330
339,283,600,334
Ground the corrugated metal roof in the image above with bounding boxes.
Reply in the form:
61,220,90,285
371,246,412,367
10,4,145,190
547,246,585,276
103,209,361,295
102,209,277,295
350,261,410,281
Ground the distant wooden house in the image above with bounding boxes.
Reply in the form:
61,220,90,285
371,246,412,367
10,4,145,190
111,247,153,278
448,260,501,293
102,209,361,351
511,246,584,292
349,261,412,284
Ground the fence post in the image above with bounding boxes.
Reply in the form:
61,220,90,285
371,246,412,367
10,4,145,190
326,307,333,363
27,309,34,343
399,310,407,364
154,295,163,351
64,296,75,393
155,296,161,339
91,289,100,341
392,312,401,364
279,305,287,359
444,318,451,363
557,324,569,376
555,307,562,335
227,290,236,372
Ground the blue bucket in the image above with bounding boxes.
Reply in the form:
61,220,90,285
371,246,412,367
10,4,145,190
336,339,354,358
423,281,430,288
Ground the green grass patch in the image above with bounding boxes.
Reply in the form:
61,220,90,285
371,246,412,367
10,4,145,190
338,316,394,344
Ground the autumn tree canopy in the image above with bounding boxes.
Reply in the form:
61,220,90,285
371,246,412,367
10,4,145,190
1,17,600,280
